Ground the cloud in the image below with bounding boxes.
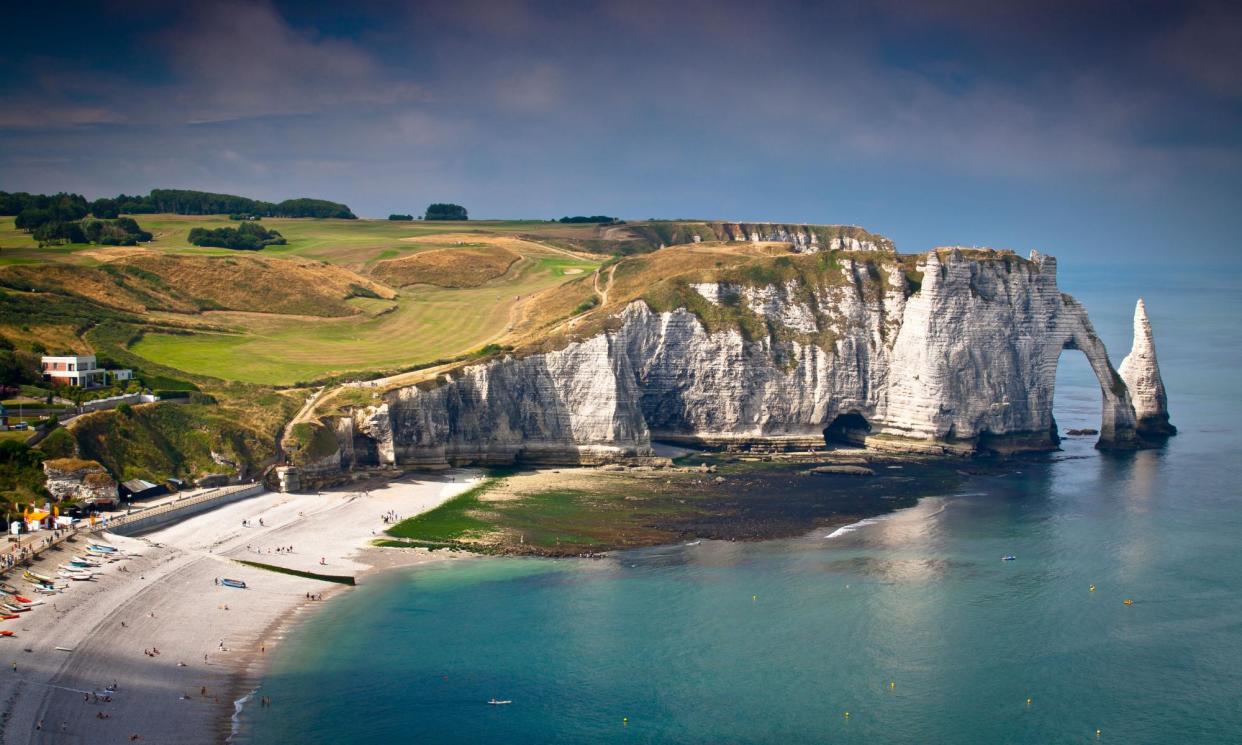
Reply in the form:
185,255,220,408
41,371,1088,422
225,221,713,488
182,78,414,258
161,0,423,123
1160,1,1242,98
0,0,425,129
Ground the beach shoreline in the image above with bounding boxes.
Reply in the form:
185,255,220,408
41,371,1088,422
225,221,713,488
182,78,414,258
0,470,481,745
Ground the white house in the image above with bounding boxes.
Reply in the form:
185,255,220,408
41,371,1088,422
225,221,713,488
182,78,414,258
41,355,107,388
41,355,133,388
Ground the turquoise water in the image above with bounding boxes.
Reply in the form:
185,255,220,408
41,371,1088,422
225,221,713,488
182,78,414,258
247,264,1242,744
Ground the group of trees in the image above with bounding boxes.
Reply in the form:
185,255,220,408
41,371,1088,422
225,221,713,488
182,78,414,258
424,203,468,221
115,190,356,219
0,191,155,246
187,222,287,250
32,217,153,246
4,192,91,231
0,189,357,223
558,215,621,224
387,214,414,221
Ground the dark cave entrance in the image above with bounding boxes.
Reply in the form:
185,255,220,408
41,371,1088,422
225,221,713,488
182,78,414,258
823,412,871,446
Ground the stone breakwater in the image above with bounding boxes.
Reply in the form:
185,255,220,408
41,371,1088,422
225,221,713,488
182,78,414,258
296,248,1173,476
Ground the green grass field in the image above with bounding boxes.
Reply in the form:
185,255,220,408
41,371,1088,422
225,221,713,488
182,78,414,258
129,249,598,384
2,214,606,386
0,215,601,269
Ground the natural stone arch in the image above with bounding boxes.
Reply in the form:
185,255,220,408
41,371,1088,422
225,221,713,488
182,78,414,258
1055,319,1139,450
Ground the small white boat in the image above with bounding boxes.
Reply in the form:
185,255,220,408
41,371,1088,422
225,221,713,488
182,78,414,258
89,544,119,553
487,699,512,705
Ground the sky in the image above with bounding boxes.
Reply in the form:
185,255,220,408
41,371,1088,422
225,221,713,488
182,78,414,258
1,0,1240,263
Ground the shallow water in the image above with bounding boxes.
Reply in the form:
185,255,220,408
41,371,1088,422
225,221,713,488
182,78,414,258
246,262,1242,744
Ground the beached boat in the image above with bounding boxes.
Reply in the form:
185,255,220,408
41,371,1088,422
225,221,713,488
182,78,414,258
1,604,27,613
24,571,55,583
221,578,247,589
0,614,18,620
0,583,18,594
89,544,118,553
0,631,14,638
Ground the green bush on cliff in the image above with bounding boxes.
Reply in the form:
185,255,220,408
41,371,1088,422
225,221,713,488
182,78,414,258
71,402,273,483
285,422,339,465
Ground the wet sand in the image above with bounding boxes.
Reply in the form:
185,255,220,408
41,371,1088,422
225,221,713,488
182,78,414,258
0,470,480,744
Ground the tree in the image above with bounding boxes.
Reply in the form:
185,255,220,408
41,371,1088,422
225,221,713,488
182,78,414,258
388,214,414,221
91,198,120,219
425,203,468,221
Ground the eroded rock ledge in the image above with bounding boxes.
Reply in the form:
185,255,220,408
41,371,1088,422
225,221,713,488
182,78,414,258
293,247,1173,479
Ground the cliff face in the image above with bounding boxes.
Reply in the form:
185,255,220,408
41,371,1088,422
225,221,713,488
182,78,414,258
701,223,894,253
1119,299,1176,437
42,458,117,503
322,248,1165,470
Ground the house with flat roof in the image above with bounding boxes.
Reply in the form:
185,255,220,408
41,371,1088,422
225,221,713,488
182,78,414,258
41,355,107,388
40,355,133,388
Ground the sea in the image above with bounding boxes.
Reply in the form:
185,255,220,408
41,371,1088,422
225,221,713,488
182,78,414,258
243,262,1242,744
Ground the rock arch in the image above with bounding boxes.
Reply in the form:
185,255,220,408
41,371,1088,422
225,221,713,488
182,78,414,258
1055,311,1139,450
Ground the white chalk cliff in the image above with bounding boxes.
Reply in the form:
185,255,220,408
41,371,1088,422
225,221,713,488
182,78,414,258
308,247,1173,472
1119,299,1176,436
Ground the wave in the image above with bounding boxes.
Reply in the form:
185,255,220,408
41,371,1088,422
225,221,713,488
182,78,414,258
229,687,259,743
824,516,887,539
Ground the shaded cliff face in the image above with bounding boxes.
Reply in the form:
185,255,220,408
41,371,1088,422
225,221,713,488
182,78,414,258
324,248,1158,469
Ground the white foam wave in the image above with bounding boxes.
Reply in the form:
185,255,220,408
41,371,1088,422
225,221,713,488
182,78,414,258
824,516,886,540
228,687,258,743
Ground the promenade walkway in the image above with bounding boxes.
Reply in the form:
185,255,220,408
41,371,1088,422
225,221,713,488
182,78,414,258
0,483,265,573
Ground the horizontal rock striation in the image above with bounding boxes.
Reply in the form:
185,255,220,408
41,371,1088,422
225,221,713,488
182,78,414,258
703,223,894,253
307,247,1169,473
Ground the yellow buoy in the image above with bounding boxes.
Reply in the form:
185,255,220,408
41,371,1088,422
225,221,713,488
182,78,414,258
752,595,757,602
1026,698,1032,705
623,717,628,725
843,711,850,718
1096,729,1102,737
1089,585,1096,592
1123,599,1133,605
889,681,895,689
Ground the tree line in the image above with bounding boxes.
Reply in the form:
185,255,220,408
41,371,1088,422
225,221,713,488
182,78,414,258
0,189,357,223
558,215,622,224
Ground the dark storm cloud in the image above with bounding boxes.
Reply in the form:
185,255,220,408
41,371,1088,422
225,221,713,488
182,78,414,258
0,0,1239,259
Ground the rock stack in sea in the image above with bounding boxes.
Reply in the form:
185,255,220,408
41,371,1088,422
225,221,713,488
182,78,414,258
1119,298,1177,438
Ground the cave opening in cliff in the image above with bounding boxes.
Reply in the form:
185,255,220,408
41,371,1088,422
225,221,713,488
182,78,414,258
824,412,871,446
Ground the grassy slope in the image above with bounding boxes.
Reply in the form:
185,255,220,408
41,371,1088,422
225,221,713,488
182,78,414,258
127,238,599,385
